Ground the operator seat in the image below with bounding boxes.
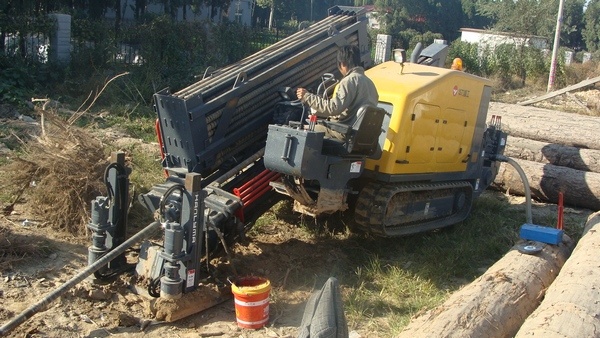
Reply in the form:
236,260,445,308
319,105,386,158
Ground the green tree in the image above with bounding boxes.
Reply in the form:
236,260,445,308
478,0,557,39
562,0,585,50
371,0,465,41
461,0,493,28
429,0,464,41
583,0,600,51
255,0,278,29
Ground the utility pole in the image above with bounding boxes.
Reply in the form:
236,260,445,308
547,0,565,92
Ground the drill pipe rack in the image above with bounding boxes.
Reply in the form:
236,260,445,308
153,6,370,180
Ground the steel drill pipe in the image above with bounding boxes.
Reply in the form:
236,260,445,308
175,15,351,100
202,33,357,142
198,54,341,171
194,28,360,119
198,33,356,135
204,47,340,138
176,15,355,102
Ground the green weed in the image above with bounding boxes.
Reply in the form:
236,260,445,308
339,192,555,337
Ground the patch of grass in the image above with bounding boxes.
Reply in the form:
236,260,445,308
126,144,165,192
345,259,447,334
0,193,11,205
103,114,157,143
249,200,309,237
341,192,528,337
249,208,280,236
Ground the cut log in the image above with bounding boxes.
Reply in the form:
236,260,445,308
397,237,574,338
504,136,600,173
488,102,600,150
492,158,600,210
514,211,600,337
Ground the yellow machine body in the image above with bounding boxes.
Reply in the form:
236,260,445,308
365,61,492,176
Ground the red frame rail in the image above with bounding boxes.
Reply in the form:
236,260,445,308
233,169,281,222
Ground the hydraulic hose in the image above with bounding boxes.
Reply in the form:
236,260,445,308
495,155,533,224
0,220,162,336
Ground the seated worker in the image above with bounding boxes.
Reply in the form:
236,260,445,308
296,44,379,141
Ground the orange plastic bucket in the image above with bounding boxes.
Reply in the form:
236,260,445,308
231,276,271,329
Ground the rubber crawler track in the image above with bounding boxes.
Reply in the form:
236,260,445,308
354,180,474,237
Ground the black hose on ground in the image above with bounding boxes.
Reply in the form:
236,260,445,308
0,220,162,336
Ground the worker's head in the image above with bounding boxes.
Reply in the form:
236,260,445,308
451,57,463,71
337,44,361,76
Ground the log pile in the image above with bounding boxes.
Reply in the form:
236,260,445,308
397,236,574,338
489,102,600,211
397,100,600,338
514,211,600,337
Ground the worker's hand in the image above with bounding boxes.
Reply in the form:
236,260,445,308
296,88,308,101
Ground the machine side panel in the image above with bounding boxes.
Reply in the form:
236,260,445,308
154,92,207,172
264,125,326,179
365,85,499,190
365,62,488,176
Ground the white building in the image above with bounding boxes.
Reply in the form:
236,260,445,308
459,28,548,50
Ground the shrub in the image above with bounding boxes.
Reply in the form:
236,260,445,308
71,18,117,75
448,40,483,75
449,40,557,90
563,59,600,85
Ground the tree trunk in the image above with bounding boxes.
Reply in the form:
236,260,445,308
268,2,275,30
492,158,600,210
114,0,121,36
504,136,600,173
398,237,574,338
135,0,146,20
514,212,600,337
489,102,600,150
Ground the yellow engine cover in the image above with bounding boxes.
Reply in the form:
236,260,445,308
365,61,491,175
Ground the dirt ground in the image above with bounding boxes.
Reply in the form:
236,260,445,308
0,205,331,338
0,90,598,338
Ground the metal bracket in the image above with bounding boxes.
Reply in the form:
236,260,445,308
233,71,247,89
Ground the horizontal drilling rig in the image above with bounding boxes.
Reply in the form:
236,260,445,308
0,6,510,335
86,4,507,312
87,6,376,303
